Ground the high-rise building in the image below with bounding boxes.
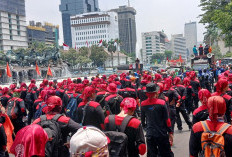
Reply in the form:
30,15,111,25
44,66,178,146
0,0,28,52
59,0,100,47
27,21,59,47
170,34,187,60
184,22,197,55
111,6,137,55
71,11,119,48
141,31,167,65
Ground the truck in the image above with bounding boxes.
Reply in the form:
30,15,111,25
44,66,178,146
190,53,215,70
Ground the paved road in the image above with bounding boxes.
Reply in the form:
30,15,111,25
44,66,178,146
172,118,191,157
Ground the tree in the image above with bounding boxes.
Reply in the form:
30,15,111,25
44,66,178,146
224,51,232,58
212,45,222,59
164,50,173,60
76,55,91,70
90,45,108,67
79,47,89,57
60,48,78,65
199,0,231,45
151,53,165,64
107,39,117,67
212,2,232,47
28,41,47,54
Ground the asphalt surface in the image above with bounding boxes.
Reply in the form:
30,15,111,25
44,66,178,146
172,117,191,157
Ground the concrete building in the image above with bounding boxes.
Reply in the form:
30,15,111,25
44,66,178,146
141,31,167,65
0,0,28,52
71,11,119,48
111,6,137,55
27,21,59,47
59,0,100,48
170,34,187,60
184,22,197,55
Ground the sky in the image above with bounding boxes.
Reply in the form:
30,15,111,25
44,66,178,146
25,0,206,51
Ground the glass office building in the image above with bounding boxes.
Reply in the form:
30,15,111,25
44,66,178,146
59,0,99,47
0,0,28,51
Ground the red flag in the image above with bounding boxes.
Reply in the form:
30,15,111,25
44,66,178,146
63,43,69,50
36,63,41,76
98,39,103,47
47,66,53,76
86,41,89,47
6,62,12,77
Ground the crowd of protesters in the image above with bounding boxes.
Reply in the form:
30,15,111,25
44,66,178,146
0,64,232,157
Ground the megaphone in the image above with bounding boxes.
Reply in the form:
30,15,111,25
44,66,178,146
190,54,195,59
177,62,181,67
207,53,213,58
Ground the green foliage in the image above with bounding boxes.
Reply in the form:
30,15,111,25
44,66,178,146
60,48,79,65
212,45,222,59
76,55,91,68
224,51,232,58
28,41,47,54
164,50,173,60
107,39,117,53
199,0,232,46
90,45,108,67
152,53,165,64
79,47,89,57
212,2,232,47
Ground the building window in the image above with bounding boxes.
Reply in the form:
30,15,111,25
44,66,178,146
8,13,11,18
11,46,13,50
146,37,151,40
17,31,20,35
66,4,68,11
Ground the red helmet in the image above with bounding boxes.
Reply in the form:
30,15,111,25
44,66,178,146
43,79,48,86
46,96,62,112
2,87,9,95
183,78,190,86
9,84,16,90
207,96,226,122
198,89,211,106
215,79,228,93
173,77,181,85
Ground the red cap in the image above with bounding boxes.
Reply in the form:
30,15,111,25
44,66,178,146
46,96,62,112
120,98,137,113
107,83,117,93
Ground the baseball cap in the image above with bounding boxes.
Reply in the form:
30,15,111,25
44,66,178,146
70,126,109,157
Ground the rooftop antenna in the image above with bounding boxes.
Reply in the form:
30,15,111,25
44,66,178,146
128,0,130,7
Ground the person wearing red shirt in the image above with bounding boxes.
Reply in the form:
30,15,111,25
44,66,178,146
192,89,211,125
104,98,146,157
190,96,232,156
34,96,81,156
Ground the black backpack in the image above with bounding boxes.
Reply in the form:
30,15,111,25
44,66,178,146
6,98,19,119
104,115,134,157
65,94,80,122
40,114,63,157
24,92,34,110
